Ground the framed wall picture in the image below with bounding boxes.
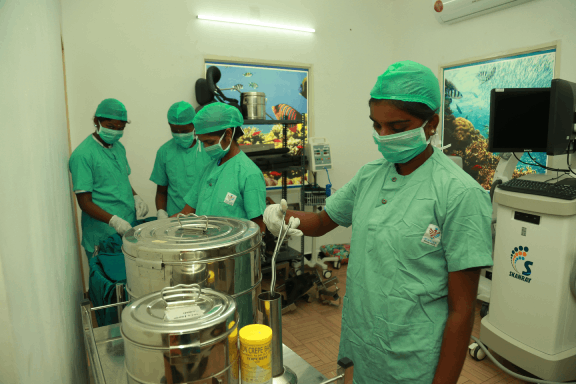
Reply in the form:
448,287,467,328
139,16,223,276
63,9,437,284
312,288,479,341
205,60,309,189
440,46,557,189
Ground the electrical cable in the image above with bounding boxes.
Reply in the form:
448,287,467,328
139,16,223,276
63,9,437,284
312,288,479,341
324,167,333,197
470,336,572,384
324,167,332,185
512,153,567,173
566,140,576,177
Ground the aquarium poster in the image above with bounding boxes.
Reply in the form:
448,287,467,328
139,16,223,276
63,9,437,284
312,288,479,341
441,48,556,190
205,61,309,189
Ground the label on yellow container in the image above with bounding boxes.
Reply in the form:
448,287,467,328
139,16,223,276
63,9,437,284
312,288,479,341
239,324,272,384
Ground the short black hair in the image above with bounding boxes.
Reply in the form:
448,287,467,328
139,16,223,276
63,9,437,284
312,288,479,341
369,98,436,121
96,117,112,123
210,127,244,142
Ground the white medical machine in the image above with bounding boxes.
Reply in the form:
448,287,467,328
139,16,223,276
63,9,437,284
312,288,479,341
469,80,576,382
305,137,332,172
298,138,338,278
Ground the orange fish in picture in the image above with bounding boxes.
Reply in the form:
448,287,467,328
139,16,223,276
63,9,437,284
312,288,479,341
271,103,302,129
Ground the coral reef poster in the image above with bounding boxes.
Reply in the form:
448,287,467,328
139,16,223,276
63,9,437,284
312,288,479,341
441,49,556,189
205,61,309,189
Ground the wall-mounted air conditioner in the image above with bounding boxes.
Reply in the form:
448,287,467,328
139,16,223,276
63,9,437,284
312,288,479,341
435,0,535,24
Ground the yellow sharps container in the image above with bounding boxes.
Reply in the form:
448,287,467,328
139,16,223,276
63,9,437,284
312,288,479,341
239,324,273,384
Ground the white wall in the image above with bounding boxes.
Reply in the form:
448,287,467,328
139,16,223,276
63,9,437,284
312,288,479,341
387,0,576,169
0,0,87,383
61,0,395,256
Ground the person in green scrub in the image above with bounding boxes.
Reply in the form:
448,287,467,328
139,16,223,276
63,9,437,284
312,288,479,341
69,98,149,259
178,102,266,328
150,101,210,218
263,61,493,384
179,102,266,231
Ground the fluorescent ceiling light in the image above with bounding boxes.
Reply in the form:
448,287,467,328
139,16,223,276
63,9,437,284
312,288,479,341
197,15,315,33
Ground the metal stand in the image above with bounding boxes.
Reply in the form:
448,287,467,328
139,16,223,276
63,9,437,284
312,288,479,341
259,291,298,384
300,173,339,279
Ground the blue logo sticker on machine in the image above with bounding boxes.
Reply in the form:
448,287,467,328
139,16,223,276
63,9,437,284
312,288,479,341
509,245,534,283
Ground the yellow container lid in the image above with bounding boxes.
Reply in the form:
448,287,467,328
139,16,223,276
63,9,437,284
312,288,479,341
239,324,273,345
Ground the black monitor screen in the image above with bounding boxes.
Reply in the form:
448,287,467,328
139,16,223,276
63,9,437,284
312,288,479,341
488,88,550,152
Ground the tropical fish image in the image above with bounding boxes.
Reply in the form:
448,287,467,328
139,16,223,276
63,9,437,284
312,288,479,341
456,104,462,114
249,82,258,89
445,79,463,100
472,165,483,170
477,67,496,83
299,77,308,99
271,104,303,130
243,72,253,77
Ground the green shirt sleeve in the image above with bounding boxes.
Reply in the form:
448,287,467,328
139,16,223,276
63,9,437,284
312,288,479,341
69,152,94,193
442,188,494,272
243,173,267,219
150,146,168,186
324,170,360,228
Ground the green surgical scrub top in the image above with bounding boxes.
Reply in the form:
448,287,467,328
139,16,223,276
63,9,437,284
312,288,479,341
324,147,493,384
184,150,266,329
150,139,210,216
69,134,136,253
184,151,266,220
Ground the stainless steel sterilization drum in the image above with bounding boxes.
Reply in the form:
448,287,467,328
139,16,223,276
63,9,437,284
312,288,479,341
122,215,262,327
121,284,239,383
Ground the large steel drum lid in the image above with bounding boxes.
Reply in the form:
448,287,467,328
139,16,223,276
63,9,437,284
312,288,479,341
122,215,260,262
121,284,237,348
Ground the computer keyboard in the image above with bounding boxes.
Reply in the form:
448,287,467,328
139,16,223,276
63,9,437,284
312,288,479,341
498,179,576,200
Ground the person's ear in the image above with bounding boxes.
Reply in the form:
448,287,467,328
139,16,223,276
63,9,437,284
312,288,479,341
426,114,440,138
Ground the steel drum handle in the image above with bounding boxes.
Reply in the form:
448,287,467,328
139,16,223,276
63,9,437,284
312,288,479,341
176,213,210,234
161,284,202,307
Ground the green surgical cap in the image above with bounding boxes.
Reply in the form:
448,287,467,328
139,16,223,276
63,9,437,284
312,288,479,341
167,101,196,125
370,61,441,111
193,102,244,135
95,98,128,122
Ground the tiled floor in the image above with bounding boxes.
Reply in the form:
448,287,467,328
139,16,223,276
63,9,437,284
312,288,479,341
279,263,532,383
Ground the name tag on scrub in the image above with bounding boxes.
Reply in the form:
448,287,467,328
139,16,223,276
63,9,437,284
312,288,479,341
422,224,441,247
224,193,237,206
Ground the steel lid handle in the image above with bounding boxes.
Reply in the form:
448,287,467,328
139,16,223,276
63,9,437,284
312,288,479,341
161,284,202,307
176,213,210,234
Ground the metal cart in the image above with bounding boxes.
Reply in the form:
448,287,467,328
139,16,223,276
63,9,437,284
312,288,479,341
82,299,329,384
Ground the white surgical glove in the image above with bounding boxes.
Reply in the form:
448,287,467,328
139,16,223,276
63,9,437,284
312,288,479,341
157,209,169,220
109,215,132,236
134,195,149,217
263,199,303,237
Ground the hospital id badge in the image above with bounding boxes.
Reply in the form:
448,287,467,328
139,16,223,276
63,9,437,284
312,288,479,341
421,224,441,247
224,193,237,206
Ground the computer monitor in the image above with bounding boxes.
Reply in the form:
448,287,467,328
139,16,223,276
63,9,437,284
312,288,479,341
547,79,576,155
488,79,576,155
488,88,550,153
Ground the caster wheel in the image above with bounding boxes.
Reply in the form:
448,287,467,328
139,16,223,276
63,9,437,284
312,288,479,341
480,303,489,318
469,344,487,361
323,270,332,279
334,261,341,269
295,269,302,276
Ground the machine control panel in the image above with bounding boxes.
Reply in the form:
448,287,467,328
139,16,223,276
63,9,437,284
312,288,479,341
305,138,332,171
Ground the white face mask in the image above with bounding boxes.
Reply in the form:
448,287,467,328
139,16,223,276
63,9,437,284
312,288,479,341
372,120,431,163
